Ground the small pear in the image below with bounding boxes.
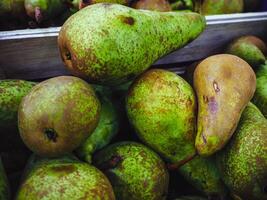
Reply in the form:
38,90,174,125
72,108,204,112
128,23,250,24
194,54,256,156
217,103,267,200
126,69,196,166
18,76,101,157
226,35,267,68
94,141,169,200
58,3,205,85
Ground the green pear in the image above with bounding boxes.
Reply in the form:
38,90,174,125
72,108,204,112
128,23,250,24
217,102,267,200
18,76,101,157
93,141,169,200
0,158,9,200
194,54,256,156
132,0,172,12
16,155,115,200
76,85,119,163
58,3,205,85
179,156,228,198
226,35,266,68
0,80,36,151
195,0,244,15
24,0,67,23
126,69,196,166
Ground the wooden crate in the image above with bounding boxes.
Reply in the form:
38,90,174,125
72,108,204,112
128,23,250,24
0,12,267,80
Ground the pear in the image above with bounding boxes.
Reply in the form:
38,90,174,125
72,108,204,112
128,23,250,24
226,35,266,68
170,0,193,11
16,155,115,200
179,156,228,198
195,0,244,15
58,3,205,85
126,69,196,166
0,80,36,151
132,0,172,12
0,158,9,200
76,85,119,163
94,141,169,200
217,103,267,200
194,54,256,156
18,76,101,157
24,0,67,23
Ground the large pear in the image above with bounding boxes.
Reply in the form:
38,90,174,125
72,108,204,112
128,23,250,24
58,3,205,85
194,54,256,156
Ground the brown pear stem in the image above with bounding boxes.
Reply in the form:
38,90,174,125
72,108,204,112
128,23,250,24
167,152,197,171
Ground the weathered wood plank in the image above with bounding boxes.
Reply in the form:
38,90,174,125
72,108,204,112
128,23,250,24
0,12,267,80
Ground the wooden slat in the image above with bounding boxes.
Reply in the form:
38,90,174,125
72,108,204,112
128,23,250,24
0,12,267,80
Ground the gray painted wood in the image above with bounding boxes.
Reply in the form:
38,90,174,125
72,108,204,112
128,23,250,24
0,12,267,80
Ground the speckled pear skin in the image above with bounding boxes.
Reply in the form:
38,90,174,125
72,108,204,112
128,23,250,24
197,0,243,15
76,86,119,163
16,156,115,200
18,76,101,157
179,156,228,198
194,54,256,156
0,158,9,200
58,3,206,85
226,36,267,68
24,0,67,23
126,69,196,165
253,62,267,118
216,102,267,200
0,80,36,151
132,0,172,12
93,141,169,200
0,80,36,127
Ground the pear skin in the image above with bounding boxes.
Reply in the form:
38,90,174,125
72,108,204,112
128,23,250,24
217,103,267,200
126,69,196,165
16,155,115,200
194,54,256,156
58,3,205,85
18,76,101,157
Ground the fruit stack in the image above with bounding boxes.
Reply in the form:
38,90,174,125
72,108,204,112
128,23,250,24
0,0,264,30
0,3,267,200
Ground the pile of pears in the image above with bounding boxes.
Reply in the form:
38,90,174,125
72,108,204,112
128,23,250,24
0,0,264,30
0,3,267,200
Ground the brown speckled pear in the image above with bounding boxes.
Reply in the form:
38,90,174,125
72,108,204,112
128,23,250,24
16,156,115,200
126,69,196,166
18,76,101,157
194,54,256,156
58,3,205,85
